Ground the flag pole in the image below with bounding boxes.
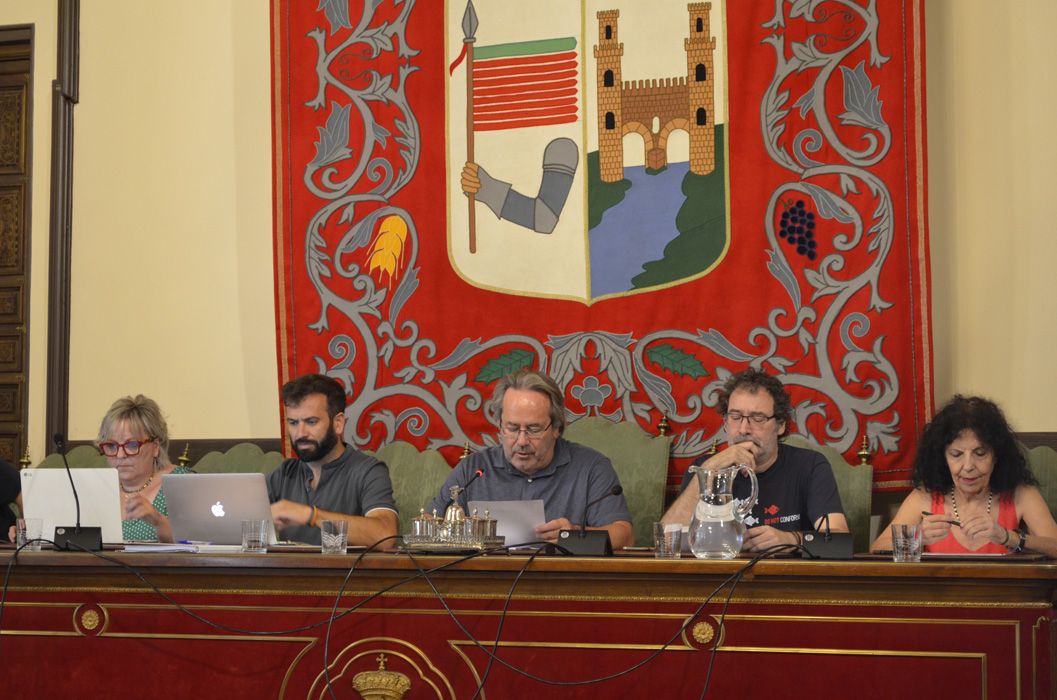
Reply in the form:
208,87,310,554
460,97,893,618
462,1,479,254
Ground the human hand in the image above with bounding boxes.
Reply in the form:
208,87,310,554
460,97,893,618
743,525,796,552
702,441,759,472
270,500,313,528
535,517,573,544
461,162,481,195
959,511,1006,546
918,512,957,545
122,493,162,526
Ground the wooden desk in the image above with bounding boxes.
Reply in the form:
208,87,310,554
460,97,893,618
0,550,1053,699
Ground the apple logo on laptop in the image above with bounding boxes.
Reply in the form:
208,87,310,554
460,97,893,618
211,501,226,518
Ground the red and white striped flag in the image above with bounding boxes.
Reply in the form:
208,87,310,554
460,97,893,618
468,38,578,132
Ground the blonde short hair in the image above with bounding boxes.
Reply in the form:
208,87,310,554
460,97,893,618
96,395,172,466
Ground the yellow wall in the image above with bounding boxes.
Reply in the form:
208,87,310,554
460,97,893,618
1,0,1053,461
926,0,1057,430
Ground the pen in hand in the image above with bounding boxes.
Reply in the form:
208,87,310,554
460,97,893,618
921,511,960,528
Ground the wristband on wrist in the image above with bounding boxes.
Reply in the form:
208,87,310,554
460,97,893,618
1007,528,1027,553
308,505,318,527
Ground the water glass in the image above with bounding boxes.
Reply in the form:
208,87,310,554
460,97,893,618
241,519,269,553
891,524,923,562
653,522,683,559
16,517,43,552
320,520,348,555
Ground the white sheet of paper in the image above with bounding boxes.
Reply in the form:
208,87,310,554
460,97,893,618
468,499,546,547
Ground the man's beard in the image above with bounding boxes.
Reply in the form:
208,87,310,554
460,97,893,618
292,425,340,462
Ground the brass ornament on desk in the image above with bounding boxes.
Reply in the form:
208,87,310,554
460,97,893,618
18,447,30,470
80,609,100,631
352,653,411,700
692,621,715,645
657,413,670,436
460,442,472,460
708,440,719,456
403,484,503,552
178,443,191,467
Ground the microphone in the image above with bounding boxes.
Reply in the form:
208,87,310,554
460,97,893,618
442,468,485,519
578,484,623,537
554,484,623,556
53,433,103,551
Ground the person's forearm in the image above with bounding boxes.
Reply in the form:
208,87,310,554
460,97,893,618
156,517,174,543
661,482,699,526
315,508,398,547
597,521,634,549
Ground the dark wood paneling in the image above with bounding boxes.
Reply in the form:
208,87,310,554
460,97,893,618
1019,432,1057,451
45,0,78,443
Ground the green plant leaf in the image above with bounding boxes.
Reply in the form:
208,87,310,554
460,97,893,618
475,349,535,383
646,344,708,378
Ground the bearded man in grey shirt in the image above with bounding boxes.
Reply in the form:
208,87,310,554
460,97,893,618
268,374,397,546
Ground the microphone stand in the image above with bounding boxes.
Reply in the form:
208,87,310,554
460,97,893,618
53,434,103,551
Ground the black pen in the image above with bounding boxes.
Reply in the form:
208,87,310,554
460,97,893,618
921,511,960,527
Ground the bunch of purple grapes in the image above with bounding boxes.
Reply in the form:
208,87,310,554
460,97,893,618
778,200,817,261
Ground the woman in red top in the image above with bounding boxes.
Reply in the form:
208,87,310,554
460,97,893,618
872,396,1057,556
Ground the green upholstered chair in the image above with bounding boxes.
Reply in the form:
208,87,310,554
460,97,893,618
368,440,453,536
783,436,873,553
562,417,671,547
190,443,283,475
1025,444,1057,518
35,445,109,469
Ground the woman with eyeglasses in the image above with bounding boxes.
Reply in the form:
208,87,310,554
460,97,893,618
872,395,1057,557
96,395,190,542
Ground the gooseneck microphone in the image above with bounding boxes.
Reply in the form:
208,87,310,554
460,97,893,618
53,433,103,551
578,484,623,537
55,434,81,527
553,483,623,556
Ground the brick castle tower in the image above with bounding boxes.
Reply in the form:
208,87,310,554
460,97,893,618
686,3,717,175
594,4,717,183
593,10,624,183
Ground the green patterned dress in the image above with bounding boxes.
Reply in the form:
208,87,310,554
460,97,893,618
122,466,191,542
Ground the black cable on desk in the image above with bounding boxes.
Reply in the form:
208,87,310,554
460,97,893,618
404,541,801,693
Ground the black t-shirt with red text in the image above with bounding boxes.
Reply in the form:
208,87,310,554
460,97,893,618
681,442,844,532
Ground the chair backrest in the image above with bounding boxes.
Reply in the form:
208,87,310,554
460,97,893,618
367,441,453,536
191,443,284,475
1025,444,1057,518
783,436,873,552
562,417,671,547
35,445,109,469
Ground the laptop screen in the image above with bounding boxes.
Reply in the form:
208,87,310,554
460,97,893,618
20,469,123,544
162,472,276,545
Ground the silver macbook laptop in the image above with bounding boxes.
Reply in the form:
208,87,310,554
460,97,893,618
162,473,277,545
20,468,124,544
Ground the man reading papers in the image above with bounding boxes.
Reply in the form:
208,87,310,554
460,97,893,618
427,369,633,549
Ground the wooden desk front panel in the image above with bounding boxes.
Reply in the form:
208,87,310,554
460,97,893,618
0,553,1052,699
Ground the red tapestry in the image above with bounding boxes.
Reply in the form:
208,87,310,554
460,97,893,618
271,0,931,489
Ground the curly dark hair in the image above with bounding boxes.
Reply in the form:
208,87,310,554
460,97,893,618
912,395,1036,494
281,374,347,418
715,367,793,426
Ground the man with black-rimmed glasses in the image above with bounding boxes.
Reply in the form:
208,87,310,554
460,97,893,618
661,368,847,552
427,368,633,549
